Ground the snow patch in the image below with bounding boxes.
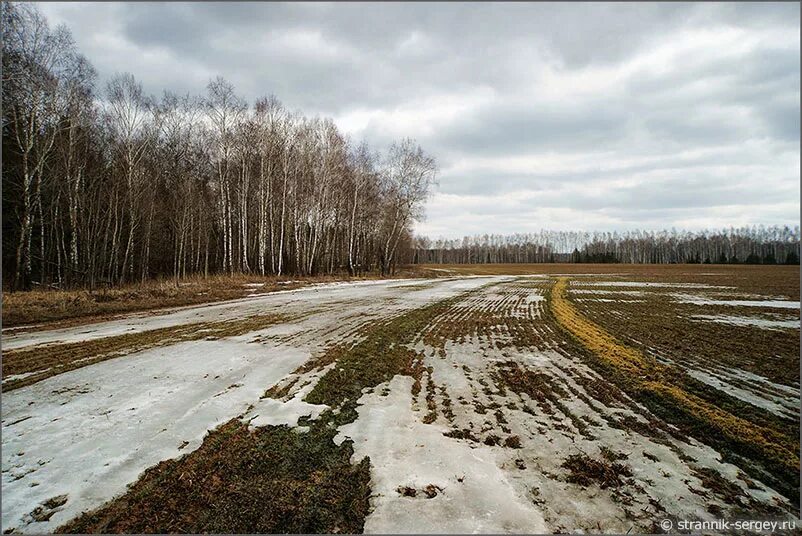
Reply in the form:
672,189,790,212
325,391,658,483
524,294,544,304
247,397,328,428
1,371,41,385
685,369,797,419
1,340,311,534
672,294,800,309
574,281,732,289
570,289,645,296
690,314,800,330
335,375,548,534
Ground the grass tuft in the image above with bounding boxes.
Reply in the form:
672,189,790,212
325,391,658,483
562,453,633,489
58,418,371,534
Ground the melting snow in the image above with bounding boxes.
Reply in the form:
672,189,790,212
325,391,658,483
690,314,800,330
685,368,798,419
1,371,41,386
672,294,800,309
247,397,328,428
335,375,549,534
1,340,311,534
573,281,732,289
3,274,798,533
570,289,646,296
2,276,500,534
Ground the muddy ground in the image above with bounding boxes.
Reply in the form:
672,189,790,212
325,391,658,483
2,266,799,533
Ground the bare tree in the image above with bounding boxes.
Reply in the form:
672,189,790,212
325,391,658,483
253,95,282,275
1,4,445,289
104,73,157,282
56,55,96,282
379,139,437,275
3,2,78,288
415,227,801,266
205,76,246,275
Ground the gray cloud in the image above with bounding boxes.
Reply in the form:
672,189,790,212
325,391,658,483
37,1,800,238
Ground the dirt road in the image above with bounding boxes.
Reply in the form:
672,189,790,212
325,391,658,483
2,274,798,533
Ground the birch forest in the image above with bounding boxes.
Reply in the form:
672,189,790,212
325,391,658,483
2,2,436,290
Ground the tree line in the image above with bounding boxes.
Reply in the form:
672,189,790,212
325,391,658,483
413,226,801,265
2,2,436,290
4,3,797,292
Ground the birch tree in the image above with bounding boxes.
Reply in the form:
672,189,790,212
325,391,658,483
3,3,446,288
104,73,156,283
3,2,77,288
205,76,246,275
379,139,437,275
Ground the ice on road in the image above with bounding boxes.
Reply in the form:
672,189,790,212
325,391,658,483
1,277,494,533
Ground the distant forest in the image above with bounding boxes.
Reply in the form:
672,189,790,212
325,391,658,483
413,227,801,265
2,2,436,290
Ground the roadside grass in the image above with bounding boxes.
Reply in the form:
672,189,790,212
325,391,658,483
2,268,424,329
58,417,371,534
548,277,800,504
2,314,286,391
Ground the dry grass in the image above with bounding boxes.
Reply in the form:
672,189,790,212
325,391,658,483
548,276,800,502
493,360,566,415
551,278,649,376
58,417,371,534
572,289,799,387
2,268,424,329
2,314,286,391
561,453,634,489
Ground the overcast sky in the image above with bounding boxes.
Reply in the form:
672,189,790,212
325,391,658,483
38,2,800,239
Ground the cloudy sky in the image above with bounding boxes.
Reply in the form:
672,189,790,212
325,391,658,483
39,2,800,239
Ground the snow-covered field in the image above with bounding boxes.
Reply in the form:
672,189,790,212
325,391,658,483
2,275,798,533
